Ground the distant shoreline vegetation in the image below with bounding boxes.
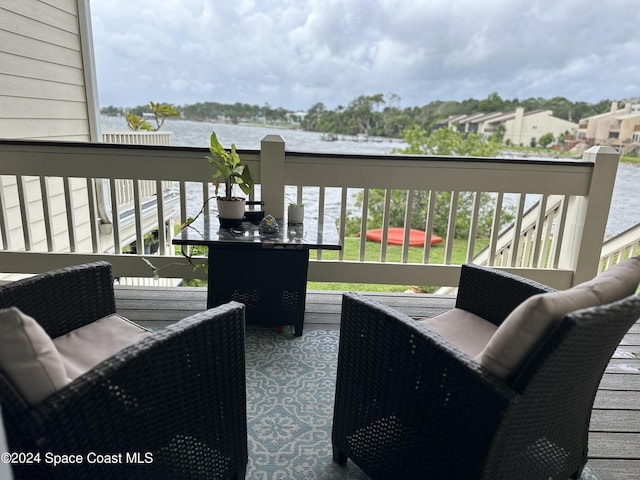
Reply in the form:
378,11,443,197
100,92,632,136
100,92,639,164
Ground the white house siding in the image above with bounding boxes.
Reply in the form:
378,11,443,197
0,1,97,277
0,0,92,140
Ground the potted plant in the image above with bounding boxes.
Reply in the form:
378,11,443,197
142,131,252,278
206,131,253,222
287,200,304,224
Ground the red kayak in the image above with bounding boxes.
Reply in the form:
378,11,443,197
364,228,443,247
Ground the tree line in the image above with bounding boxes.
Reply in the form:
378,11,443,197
300,93,632,137
101,92,636,138
101,101,293,125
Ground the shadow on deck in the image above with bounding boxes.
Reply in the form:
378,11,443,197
115,285,640,480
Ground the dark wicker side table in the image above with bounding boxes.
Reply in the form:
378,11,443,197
173,215,341,335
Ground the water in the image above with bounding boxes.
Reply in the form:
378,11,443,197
100,115,404,154
100,115,640,236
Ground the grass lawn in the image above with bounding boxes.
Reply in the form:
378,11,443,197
307,236,489,292
179,236,489,292
621,154,640,165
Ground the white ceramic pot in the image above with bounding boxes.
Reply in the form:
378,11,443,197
217,197,246,220
288,204,304,224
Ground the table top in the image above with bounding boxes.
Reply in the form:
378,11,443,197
172,216,342,250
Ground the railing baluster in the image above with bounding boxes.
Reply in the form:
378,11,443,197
0,177,9,250
487,192,504,266
531,194,549,268
156,179,166,255
508,194,526,267
380,189,391,262
62,177,79,252
109,179,121,252
202,182,210,216
422,190,437,264
444,191,458,264
86,178,100,253
316,187,326,260
339,188,347,261
179,181,188,224
133,179,143,254
539,201,559,268
550,196,570,269
39,177,54,252
359,189,369,262
401,190,413,263
466,192,481,263
16,176,32,251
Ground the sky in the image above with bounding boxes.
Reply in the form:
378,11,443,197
90,0,640,112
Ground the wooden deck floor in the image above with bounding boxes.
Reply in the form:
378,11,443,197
115,285,640,480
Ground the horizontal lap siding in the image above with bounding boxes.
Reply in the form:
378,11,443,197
0,0,89,141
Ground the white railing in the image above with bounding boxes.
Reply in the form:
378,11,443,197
601,223,640,268
437,197,640,295
0,138,619,289
102,131,172,146
271,141,618,288
102,130,172,215
472,195,566,269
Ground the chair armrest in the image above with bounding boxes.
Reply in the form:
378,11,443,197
455,264,554,326
24,302,247,480
333,293,517,478
0,262,116,338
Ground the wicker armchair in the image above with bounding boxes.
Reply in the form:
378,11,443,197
0,262,247,480
332,263,640,480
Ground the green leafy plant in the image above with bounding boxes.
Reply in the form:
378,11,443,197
143,130,252,278
287,196,304,208
126,112,153,131
149,101,180,130
126,101,180,131
538,132,555,148
344,126,514,237
206,131,253,200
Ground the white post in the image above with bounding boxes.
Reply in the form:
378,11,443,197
77,0,101,143
260,135,286,219
559,145,619,285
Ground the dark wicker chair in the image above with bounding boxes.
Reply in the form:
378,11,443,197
0,262,247,480
332,263,640,480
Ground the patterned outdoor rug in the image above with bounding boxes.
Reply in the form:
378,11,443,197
244,328,601,480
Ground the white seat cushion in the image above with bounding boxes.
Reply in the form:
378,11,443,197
0,307,71,406
418,308,498,358
53,314,152,380
477,256,640,380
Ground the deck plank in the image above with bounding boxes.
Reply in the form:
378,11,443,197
114,285,640,480
588,459,640,480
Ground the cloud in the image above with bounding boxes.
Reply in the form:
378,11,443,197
90,0,640,110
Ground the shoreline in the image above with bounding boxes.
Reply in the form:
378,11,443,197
100,115,639,165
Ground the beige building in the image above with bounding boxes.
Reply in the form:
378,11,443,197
577,102,640,155
484,108,578,147
437,108,578,147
